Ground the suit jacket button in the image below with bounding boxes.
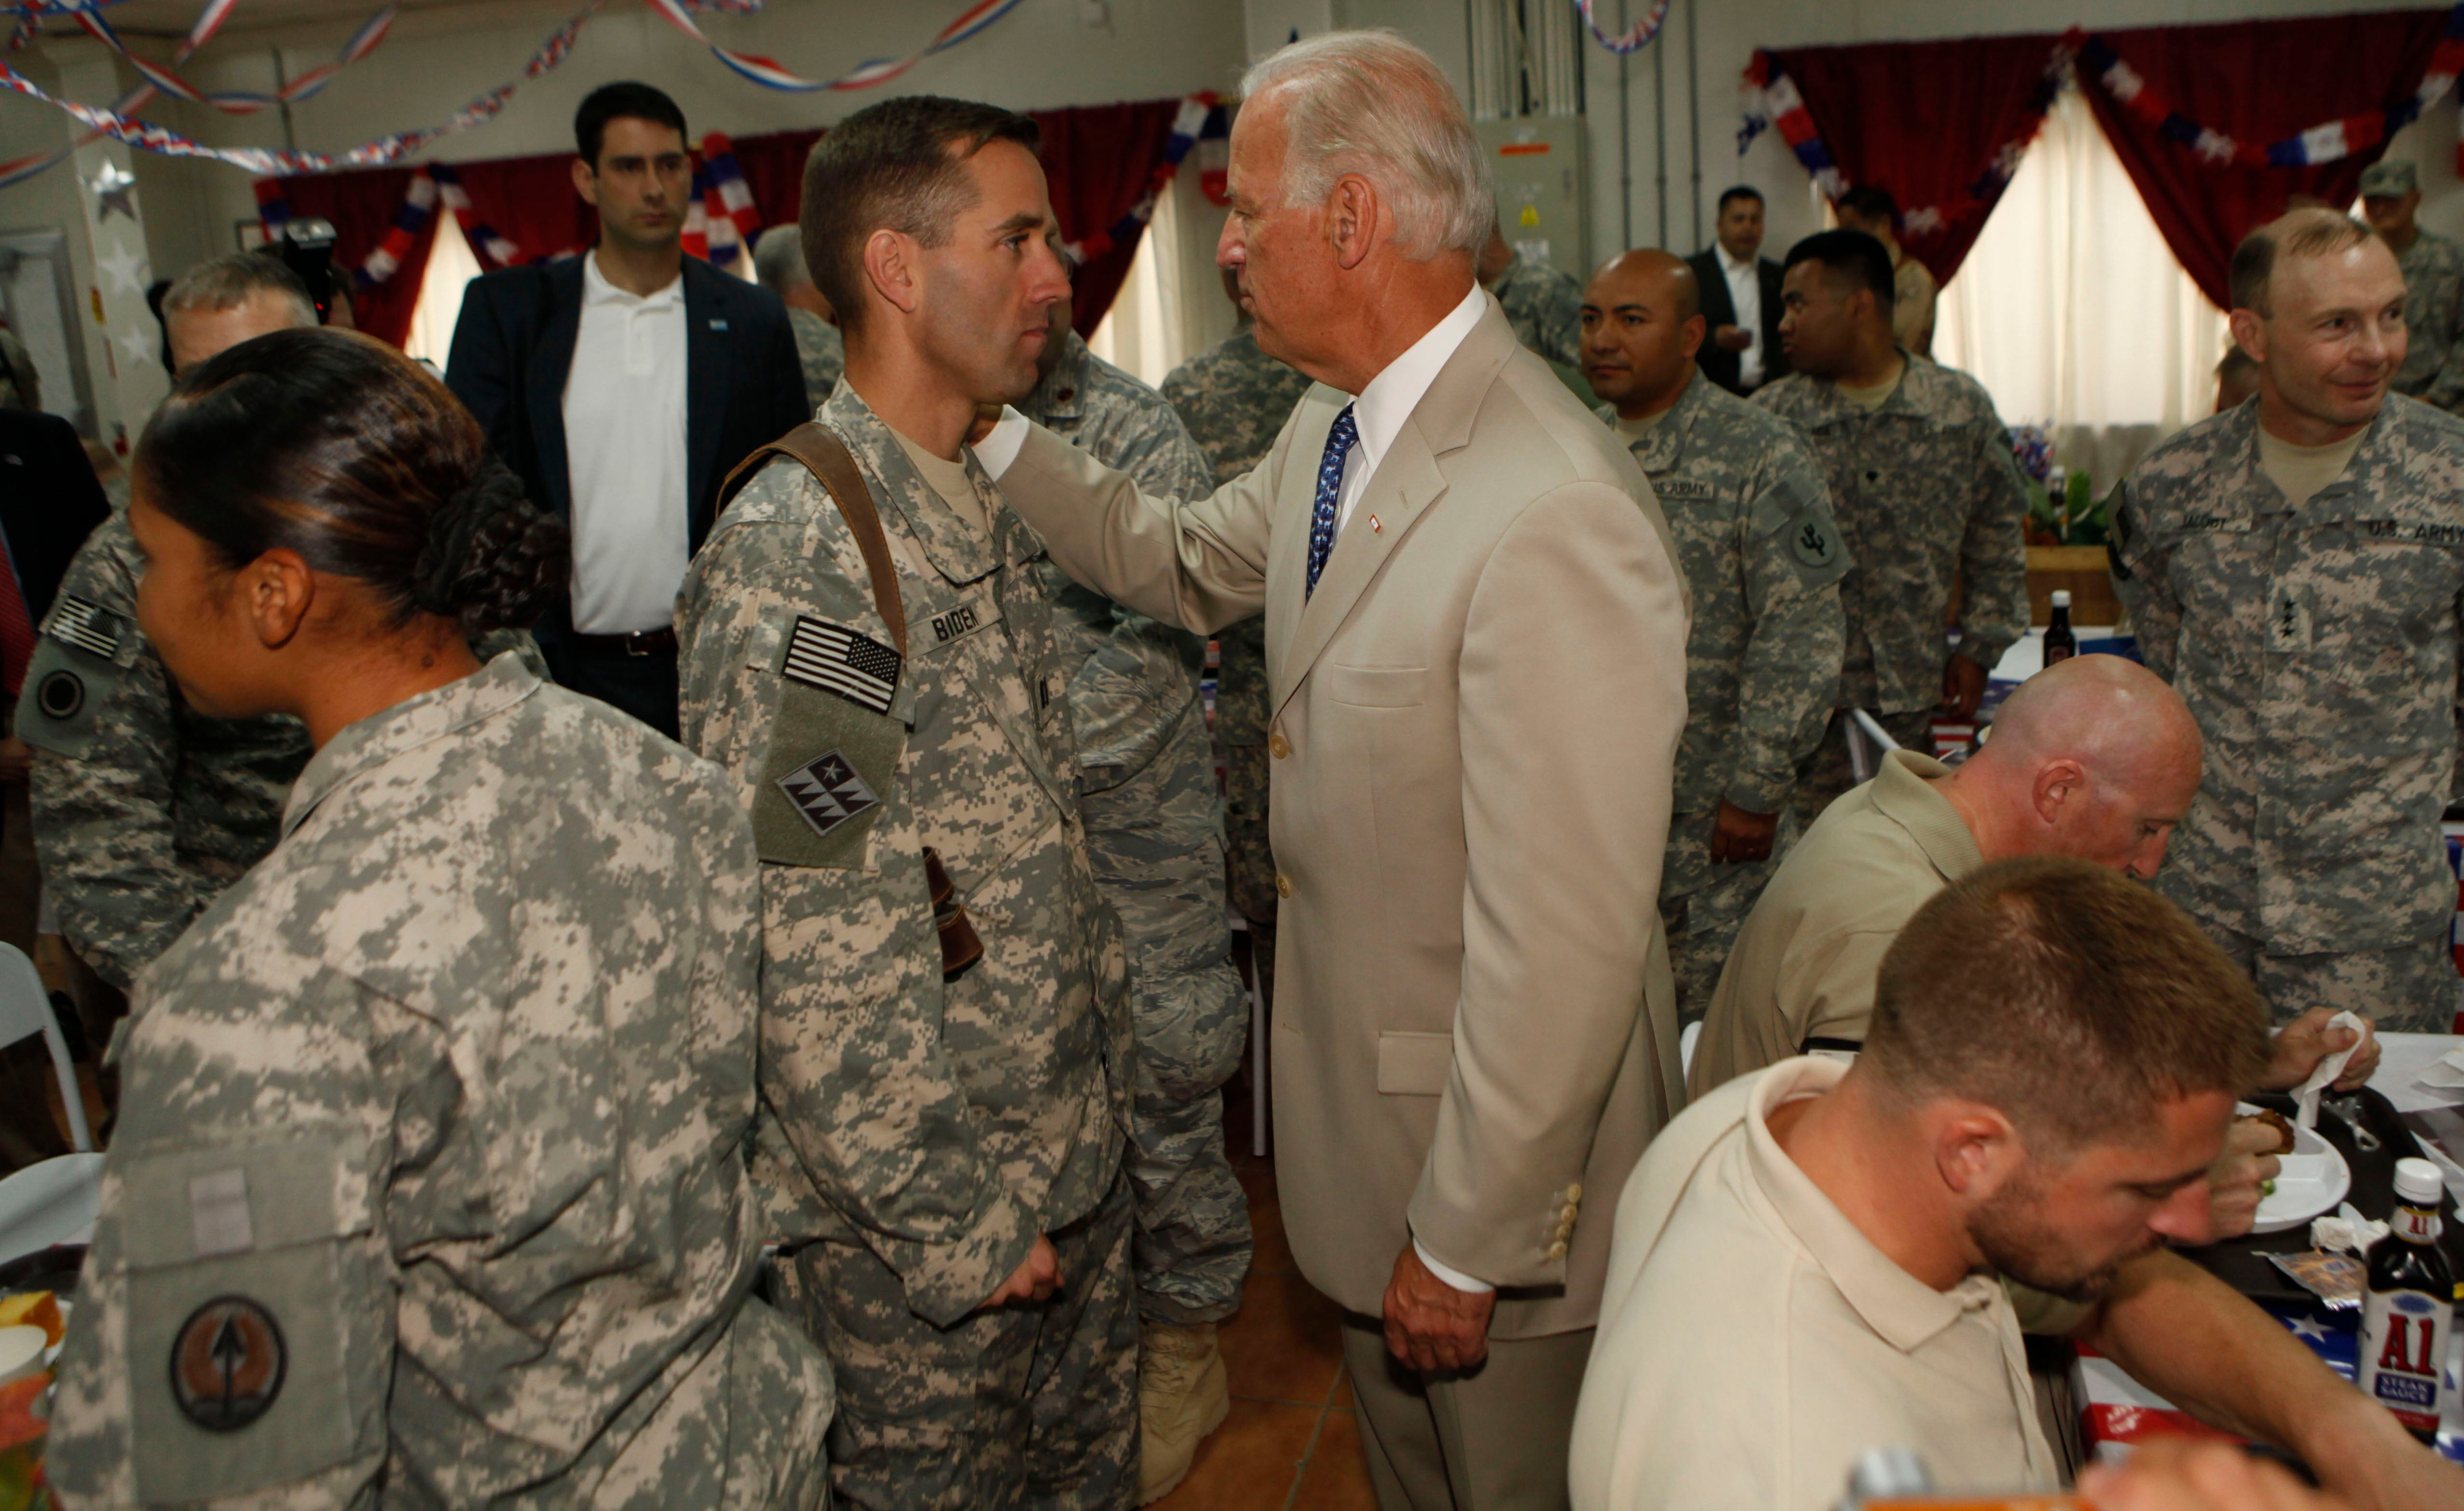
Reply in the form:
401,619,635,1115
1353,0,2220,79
1565,1183,1582,1203
1275,872,1293,899
1547,1240,1569,1261
1269,731,1290,760
1560,1203,1579,1223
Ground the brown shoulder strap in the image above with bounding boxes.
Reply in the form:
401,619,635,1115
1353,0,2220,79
720,421,908,657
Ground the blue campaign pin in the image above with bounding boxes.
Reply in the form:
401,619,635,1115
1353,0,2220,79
709,318,729,331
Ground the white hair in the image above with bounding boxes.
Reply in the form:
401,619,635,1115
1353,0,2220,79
752,223,812,296
1240,29,1490,261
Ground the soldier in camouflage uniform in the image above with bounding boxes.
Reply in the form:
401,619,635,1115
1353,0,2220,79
756,223,847,409
1753,230,2030,824
1161,292,1315,1026
678,98,1135,1511
1014,296,1250,1502
19,257,535,1015
1479,222,1583,372
1580,250,1849,1020
2358,160,2464,415
2114,209,2464,1032
48,329,831,1508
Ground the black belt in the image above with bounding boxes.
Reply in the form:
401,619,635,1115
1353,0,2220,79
566,626,678,659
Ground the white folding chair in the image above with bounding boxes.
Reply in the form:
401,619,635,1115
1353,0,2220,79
0,941,103,1265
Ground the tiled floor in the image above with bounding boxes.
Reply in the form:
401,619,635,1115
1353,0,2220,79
1153,1094,1376,1510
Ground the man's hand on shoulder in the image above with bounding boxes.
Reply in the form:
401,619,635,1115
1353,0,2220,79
1382,1243,1496,1374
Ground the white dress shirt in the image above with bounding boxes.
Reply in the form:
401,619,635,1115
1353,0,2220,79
562,253,690,634
1718,245,1766,389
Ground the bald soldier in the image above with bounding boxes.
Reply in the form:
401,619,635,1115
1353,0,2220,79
1690,654,2379,1236
1579,250,1846,1019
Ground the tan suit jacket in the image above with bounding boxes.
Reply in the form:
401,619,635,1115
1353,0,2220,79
1000,297,1691,1336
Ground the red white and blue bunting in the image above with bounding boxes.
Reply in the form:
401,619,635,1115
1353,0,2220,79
638,0,1027,93
680,132,761,273
1060,93,1217,267
1740,3,2464,226
69,1,394,114
2078,7,2464,168
1574,0,1672,57
256,161,527,291
1738,41,2071,243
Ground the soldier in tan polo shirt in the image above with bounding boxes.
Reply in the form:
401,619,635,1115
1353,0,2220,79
1692,654,2203,1093
1572,859,2460,1511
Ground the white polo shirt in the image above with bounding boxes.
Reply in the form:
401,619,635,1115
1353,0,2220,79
562,253,690,634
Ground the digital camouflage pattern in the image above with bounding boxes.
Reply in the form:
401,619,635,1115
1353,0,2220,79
676,383,1132,1506
768,1178,1138,1511
1489,250,1584,371
1161,328,1315,948
20,507,540,992
2113,393,2464,1031
46,654,832,1509
789,306,845,411
1601,373,1847,1017
2392,230,2464,415
1021,329,1251,1325
1752,358,2029,721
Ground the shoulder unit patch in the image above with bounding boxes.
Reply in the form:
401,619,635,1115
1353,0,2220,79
776,749,882,839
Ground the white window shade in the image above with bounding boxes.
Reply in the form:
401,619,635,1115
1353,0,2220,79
1933,88,2230,491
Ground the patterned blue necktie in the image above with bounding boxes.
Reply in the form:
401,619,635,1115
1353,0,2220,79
1306,404,1358,601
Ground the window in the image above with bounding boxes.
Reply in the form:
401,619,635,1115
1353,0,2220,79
404,208,483,369
1932,87,2230,490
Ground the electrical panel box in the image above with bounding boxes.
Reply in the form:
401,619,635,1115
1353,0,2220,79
1476,116,1588,280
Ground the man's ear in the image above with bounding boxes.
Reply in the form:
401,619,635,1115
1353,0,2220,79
241,549,316,651
2031,757,2087,826
1680,313,1709,362
863,229,923,318
1933,1102,2027,1202
2227,309,2267,365
570,157,600,208
1327,175,1380,273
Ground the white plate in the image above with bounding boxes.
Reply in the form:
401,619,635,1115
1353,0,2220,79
2238,1105,2353,1235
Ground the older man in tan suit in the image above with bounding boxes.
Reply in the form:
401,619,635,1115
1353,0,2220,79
974,31,1689,1511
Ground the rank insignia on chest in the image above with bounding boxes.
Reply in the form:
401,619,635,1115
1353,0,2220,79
170,1295,286,1432
777,749,882,838
45,594,123,659
783,616,901,715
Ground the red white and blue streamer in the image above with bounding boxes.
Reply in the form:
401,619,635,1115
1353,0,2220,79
2077,7,2464,169
0,0,603,176
640,0,1027,93
71,1,394,114
681,131,761,273
1060,93,1217,266
1575,0,1671,57
1738,42,2071,244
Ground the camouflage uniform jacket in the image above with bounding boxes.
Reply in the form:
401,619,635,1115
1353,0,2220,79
1598,375,1849,816
47,653,833,1509
788,305,845,412
1753,357,2030,714
2392,230,2464,414
18,508,536,992
1019,329,1217,775
1161,328,1315,750
1487,251,1584,371
2112,394,2464,955
678,384,1130,1329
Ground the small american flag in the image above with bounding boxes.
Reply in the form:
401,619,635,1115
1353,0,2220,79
47,596,123,660
783,616,901,715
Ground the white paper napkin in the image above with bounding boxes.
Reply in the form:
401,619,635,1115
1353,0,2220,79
2418,1047,2464,1091
2294,1010,2368,1129
2311,1201,2390,1255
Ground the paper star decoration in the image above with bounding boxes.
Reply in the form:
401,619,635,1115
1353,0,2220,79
89,161,138,222
96,239,147,298
114,326,153,367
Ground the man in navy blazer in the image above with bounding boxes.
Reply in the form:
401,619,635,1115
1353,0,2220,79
447,81,807,737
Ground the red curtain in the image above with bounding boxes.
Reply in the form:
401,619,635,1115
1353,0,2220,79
267,165,433,348
717,99,1188,337
1766,34,2066,286
2078,9,2452,310
266,95,1189,346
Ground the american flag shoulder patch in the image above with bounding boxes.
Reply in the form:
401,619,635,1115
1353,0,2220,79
781,616,901,716
46,595,125,660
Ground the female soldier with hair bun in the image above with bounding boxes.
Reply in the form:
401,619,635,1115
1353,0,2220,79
45,328,834,1508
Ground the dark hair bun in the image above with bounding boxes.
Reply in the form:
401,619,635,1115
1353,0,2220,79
410,457,568,634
